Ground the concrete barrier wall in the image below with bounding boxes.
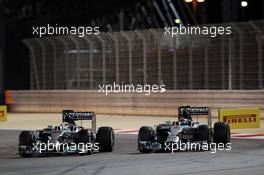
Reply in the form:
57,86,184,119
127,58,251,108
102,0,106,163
5,90,264,118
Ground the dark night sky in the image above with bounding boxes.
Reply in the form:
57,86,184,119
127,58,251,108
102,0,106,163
2,0,264,90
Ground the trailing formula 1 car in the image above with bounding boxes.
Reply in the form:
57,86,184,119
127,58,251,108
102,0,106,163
138,106,230,153
18,110,114,157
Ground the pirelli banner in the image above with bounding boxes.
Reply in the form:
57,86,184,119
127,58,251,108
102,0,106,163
219,108,260,129
0,105,7,122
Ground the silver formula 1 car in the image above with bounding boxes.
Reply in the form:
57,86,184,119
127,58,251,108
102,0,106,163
138,106,230,153
18,110,114,157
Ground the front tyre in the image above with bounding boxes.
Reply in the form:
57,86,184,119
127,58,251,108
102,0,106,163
77,129,94,155
96,127,115,152
197,125,210,143
138,126,154,153
18,131,34,158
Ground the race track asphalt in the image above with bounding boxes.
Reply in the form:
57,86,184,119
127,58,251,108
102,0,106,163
0,130,263,175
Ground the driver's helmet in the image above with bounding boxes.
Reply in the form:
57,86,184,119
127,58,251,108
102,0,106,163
181,110,192,121
180,110,192,125
64,115,76,125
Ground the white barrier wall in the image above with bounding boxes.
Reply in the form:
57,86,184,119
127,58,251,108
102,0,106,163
6,90,264,118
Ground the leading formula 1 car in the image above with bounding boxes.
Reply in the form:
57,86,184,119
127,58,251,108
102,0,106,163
18,110,115,157
138,106,230,153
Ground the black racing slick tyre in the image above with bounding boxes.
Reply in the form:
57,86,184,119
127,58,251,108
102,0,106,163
77,129,93,155
77,129,90,143
213,122,231,145
197,125,210,143
96,127,115,152
138,126,154,153
18,131,34,158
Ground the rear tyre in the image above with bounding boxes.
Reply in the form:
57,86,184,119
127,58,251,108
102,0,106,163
96,127,115,152
213,122,230,145
18,131,34,158
138,126,154,153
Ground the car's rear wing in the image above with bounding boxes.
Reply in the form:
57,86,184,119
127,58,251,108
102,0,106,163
62,110,96,132
178,106,209,116
62,111,95,121
178,106,212,127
